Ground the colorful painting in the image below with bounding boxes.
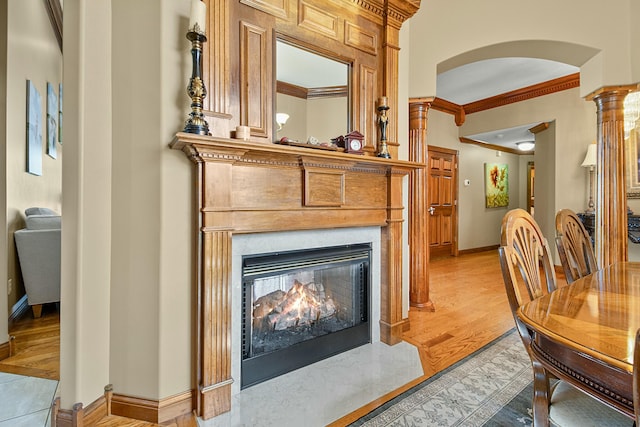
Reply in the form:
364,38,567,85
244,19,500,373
26,80,42,176
485,163,509,208
46,82,57,158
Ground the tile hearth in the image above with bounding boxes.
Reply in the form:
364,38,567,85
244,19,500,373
197,339,422,426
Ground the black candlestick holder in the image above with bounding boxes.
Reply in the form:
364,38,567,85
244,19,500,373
183,28,210,135
377,105,391,159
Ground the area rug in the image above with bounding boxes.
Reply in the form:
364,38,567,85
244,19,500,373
348,329,534,426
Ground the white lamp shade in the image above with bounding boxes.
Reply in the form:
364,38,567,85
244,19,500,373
275,113,289,126
581,143,597,167
516,141,535,151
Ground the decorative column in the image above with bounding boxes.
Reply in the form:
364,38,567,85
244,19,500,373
588,87,635,267
408,100,434,310
200,229,233,419
380,167,412,345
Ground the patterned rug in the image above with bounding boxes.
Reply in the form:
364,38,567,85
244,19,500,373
348,329,534,426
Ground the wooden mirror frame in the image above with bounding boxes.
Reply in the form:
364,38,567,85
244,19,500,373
200,0,420,159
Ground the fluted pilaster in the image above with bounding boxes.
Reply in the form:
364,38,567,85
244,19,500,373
589,88,633,267
408,100,434,310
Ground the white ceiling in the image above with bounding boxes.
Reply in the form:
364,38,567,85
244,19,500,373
276,41,580,151
437,58,578,106
439,58,578,151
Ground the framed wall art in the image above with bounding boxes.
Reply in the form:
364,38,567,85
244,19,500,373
46,82,57,158
26,80,42,176
485,163,509,208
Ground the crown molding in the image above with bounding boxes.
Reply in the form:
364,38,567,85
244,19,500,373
463,73,580,114
431,97,465,125
459,136,532,155
431,73,580,126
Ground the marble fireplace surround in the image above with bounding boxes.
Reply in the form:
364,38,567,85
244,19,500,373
231,227,381,395
171,132,422,419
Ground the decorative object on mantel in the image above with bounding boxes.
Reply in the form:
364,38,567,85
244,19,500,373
377,96,391,158
182,0,210,136
235,125,250,141
344,131,365,155
581,142,597,213
277,136,342,152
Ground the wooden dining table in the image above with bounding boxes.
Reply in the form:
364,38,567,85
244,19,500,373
516,261,640,420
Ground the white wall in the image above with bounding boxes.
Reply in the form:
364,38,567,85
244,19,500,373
426,110,523,250
459,88,596,254
408,0,637,99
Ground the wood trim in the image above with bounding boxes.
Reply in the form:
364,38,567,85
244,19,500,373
430,74,580,125
459,136,530,155
111,390,194,423
358,64,377,155
298,1,340,40
277,80,308,99
529,122,550,134
463,73,580,114
240,0,287,19
344,21,377,55
458,245,499,256
307,85,348,99
0,341,10,361
54,386,194,425
408,101,434,310
44,0,63,53
239,20,270,138
277,81,348,99
54,392,108,427
431,97,465,126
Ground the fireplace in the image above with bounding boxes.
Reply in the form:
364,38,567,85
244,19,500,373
241,243,371,388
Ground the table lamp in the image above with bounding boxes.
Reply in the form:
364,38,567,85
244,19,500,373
581,142,597,213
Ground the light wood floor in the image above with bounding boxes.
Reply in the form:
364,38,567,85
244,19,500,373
2,250,553,426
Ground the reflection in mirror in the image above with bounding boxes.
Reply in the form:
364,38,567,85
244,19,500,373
276,40,349,144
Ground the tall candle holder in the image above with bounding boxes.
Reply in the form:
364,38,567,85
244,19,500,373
183,23,210,135
377,103,391,159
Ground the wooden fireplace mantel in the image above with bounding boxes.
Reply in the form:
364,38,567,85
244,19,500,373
171,132,423,419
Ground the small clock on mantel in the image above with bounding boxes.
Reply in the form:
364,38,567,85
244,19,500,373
344,131,365,155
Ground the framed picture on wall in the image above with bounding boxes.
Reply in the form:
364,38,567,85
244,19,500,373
26,80,42,176
485,163,509,208
46,82,57,159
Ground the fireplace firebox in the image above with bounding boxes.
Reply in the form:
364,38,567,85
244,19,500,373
241,243,371,388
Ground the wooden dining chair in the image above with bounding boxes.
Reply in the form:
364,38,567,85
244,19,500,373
555,208,598,284
499,208,631,426
634,328,640,425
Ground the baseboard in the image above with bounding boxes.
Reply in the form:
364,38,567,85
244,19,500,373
53,385,195,425
8,295,29,325
458,245,499,255
0,341,10,361
53,394,108,427
111,389,194,423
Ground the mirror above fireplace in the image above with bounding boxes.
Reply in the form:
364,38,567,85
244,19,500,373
275,39,350,144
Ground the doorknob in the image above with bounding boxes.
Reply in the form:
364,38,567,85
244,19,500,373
428,207,435,215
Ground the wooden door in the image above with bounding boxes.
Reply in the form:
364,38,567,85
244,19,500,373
428,146,458,258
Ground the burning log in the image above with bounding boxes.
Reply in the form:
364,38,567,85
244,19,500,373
253,280,336,331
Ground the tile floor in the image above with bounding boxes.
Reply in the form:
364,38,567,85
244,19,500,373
0,372,58,426
197,340,423,427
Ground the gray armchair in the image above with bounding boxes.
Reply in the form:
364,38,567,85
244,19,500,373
14,207,61,318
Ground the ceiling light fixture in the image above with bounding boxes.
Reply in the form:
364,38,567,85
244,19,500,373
516,141,535,151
